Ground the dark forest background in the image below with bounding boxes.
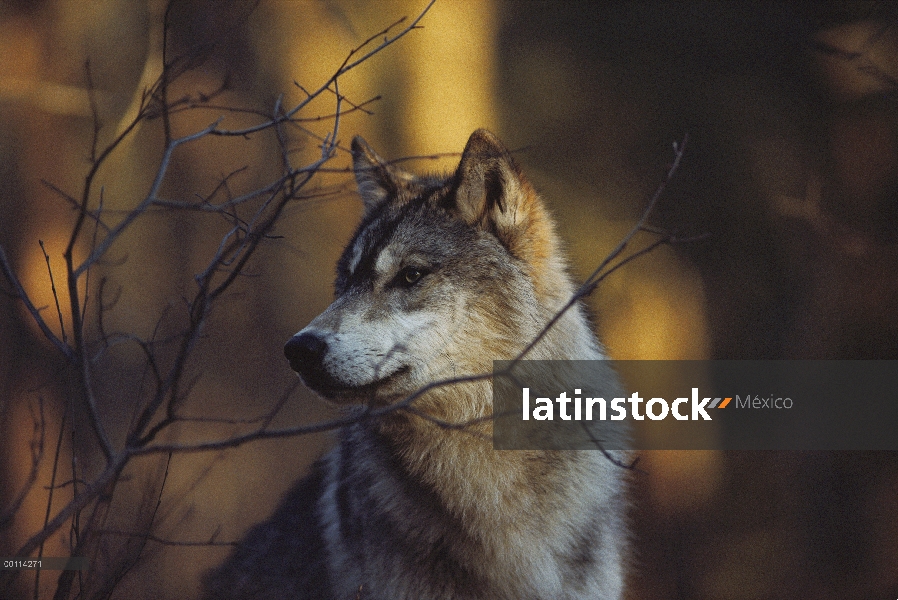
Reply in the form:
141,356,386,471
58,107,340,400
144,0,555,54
1,1,896,598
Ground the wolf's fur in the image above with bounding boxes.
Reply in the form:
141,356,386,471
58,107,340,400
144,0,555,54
203,130,629,599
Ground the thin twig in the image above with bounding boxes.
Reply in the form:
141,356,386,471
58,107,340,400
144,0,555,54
35,400,68,599
94,529,236,547
38,240,68,345
74,119,223,279
0,244,73,359
208,0,436,138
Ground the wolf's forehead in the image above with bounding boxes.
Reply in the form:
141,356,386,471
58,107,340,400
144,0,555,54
345,216,409,277
342,180,459,278
346,233,401,276
344,215,459,281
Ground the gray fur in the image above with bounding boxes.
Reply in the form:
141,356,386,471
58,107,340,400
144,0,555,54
203,130,629,599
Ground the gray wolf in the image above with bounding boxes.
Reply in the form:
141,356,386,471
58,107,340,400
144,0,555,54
202,129,629,599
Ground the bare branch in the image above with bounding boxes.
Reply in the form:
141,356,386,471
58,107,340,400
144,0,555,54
0,4,661,597
130,412,363,455
37,240,68,345
40,180,108,234
95,529,237,547
511,133,690,365
74,119,224,279
34,397,69,596
7,453,129,575
208,0,436,138
0,244,73,359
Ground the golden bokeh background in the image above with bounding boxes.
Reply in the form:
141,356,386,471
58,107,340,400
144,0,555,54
1,1,897,598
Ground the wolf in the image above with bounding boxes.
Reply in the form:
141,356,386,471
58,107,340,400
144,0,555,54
202,129,629,599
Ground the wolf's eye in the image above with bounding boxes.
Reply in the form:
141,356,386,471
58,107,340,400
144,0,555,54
399,266,426,285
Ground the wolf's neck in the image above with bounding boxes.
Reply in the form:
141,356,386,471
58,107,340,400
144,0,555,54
370,385,564,538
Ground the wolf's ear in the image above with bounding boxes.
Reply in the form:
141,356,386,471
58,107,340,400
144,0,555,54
453,129,534,245
351,136,413,214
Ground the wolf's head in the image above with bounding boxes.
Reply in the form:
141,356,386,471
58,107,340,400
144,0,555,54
284,129,597,406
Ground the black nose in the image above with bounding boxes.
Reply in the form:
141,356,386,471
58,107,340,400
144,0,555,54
284,332,328,372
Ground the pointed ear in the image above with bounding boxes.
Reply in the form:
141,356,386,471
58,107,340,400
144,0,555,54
351,136,413,214
453,129,533,244
452,130,561,277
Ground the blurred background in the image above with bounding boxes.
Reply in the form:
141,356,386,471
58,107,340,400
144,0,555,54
1,0,897,598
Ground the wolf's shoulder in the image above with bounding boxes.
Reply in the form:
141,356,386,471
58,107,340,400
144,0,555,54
201,459,331,599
